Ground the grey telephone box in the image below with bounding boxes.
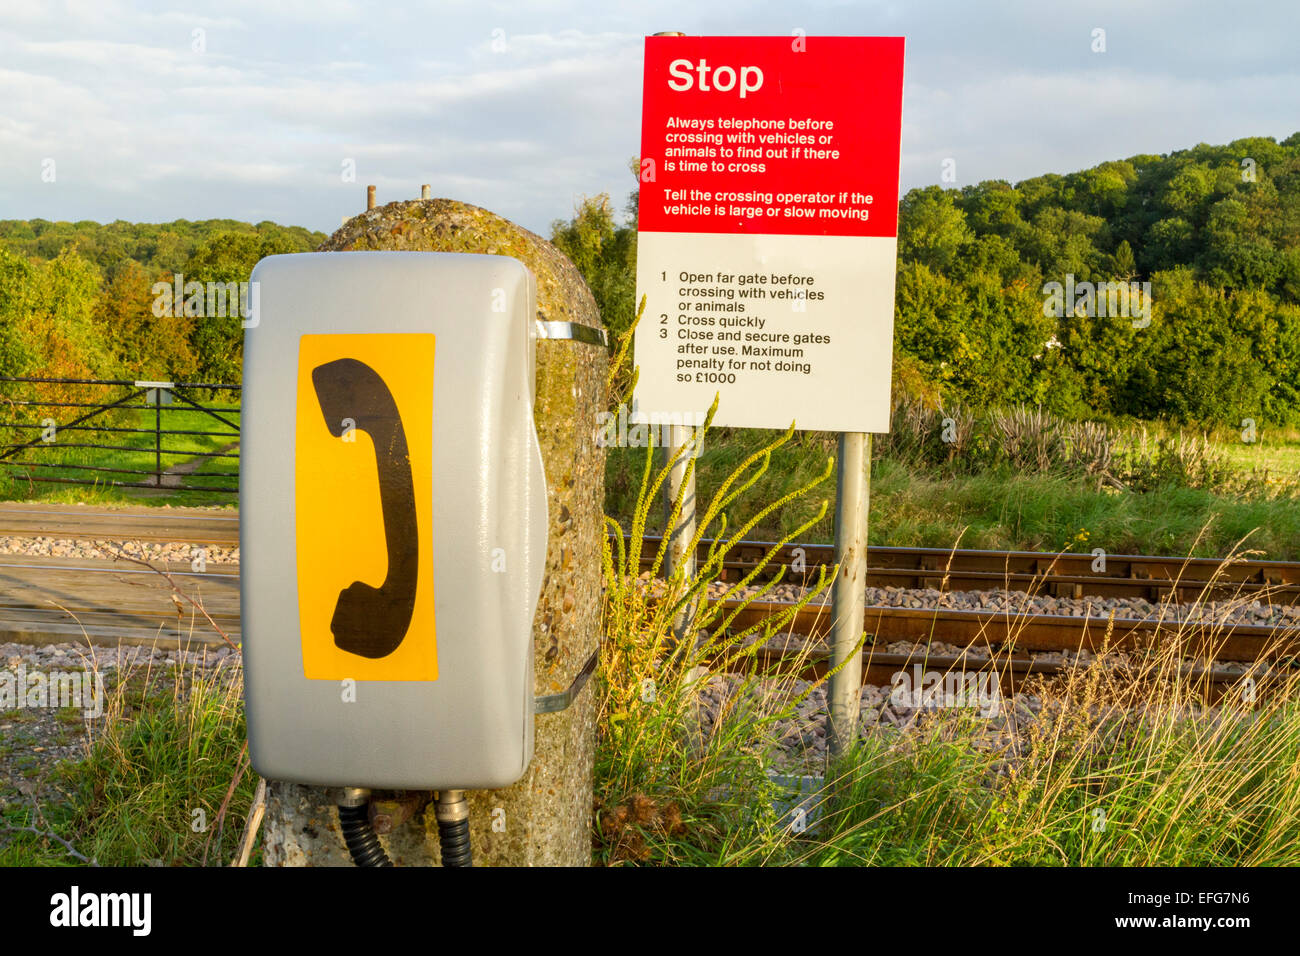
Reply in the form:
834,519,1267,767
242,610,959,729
241,251,547,790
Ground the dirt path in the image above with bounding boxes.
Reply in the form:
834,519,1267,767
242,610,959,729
127,441,239,497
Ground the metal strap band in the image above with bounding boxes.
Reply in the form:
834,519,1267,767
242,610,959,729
534,648,599,714
535,320,608,348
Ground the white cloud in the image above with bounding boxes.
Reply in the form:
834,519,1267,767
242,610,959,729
901,67,1300,191
0,2,1296,235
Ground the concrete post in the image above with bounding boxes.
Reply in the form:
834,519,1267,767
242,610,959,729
260,198,606,866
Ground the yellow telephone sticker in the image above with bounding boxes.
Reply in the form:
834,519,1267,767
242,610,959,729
295,333,437,681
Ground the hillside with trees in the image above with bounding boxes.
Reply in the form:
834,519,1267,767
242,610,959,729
553,133,1300,427
0,219,324,384
2,132,1298,422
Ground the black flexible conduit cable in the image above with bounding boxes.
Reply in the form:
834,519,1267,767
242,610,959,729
435,790,473,867
437,816,473,867
338,788,473,867
337,796,394,867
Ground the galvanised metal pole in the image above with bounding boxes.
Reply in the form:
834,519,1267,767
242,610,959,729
827,431,870,759
653,30,696,641
663,422,698,639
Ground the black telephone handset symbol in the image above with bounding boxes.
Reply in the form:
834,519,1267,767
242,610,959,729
311,358,419,659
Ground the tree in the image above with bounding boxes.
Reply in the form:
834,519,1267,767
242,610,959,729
0,244,38,378
1111,240,1136,279
897,187,974,271
549,193,637,341
1135,271,1273,423
183,230,300,383
93,260,197,380
0,248,110,390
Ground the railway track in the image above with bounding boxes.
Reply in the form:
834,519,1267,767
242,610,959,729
0,553,239,647
730,643,1270,702
628,534,1300,604
3,504,1295,605
2,554,1279,694
0,502,238,547
707,599,1294,700
628,534,1300,698
0,505,1294,697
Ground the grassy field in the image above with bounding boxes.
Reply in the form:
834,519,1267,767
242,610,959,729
1220,429,1300,474
606,420,1300,560
595,427,1300,865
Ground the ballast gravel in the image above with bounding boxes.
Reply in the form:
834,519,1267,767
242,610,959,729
0,535,238,566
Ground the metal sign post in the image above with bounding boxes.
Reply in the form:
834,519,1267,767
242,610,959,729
663,421,699,640
827,432,870,758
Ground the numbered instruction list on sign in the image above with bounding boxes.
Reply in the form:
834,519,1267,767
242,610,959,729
633,35,905,433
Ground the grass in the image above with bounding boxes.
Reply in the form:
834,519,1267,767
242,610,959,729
606,425,1300,560
606,425,837,543
596,418,842,864
803,653,1300,866
870,461,1300,558
593,411,1300,866
1221,430,1300,474
0,650,253,866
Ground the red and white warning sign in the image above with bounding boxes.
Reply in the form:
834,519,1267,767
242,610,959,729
633,35,905,433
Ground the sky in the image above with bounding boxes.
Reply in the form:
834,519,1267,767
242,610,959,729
1,0,1297,237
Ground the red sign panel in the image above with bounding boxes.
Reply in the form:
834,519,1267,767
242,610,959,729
637,35,906,238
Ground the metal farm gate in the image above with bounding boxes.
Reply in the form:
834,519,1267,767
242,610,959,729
0,377,241,497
